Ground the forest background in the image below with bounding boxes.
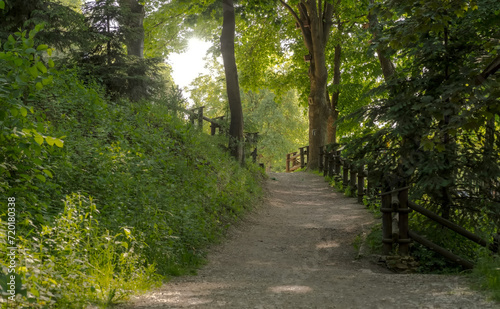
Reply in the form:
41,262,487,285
0,0,499,308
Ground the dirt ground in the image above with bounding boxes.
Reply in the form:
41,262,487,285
117,172,497,309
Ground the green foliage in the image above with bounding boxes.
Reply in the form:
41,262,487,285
189,57,308,171
0,27,64,224
1,194,158,308
0,24,263,307
364,223,383,254
345,0,500,265
471,250,500,301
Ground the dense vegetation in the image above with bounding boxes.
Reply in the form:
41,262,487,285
0,1,264,307
0,0,499,306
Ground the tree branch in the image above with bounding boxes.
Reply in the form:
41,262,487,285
475,54,500,86
280,0,313,52
279,0,302,27
322,3,334,44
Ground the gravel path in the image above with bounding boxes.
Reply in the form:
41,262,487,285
118,172,497,309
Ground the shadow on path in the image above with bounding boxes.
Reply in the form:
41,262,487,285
117,172,495,309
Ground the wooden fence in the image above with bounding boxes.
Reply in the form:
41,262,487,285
184,107,262,166
286,146,309,172
317,146,499,268
285,144,497,268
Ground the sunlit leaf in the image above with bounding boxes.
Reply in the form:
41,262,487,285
34,135,44,145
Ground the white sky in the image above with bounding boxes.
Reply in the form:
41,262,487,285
168,38,212,90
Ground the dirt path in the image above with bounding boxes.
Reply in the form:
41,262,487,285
118,172,496,309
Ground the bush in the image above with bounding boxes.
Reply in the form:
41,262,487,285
1,30,264,307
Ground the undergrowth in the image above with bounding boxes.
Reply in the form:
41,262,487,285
0,32,264,308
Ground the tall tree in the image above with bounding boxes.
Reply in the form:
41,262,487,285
118,0,145,58
279,0,334,169
221,0,244,163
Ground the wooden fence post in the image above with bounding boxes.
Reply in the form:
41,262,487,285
323,152,329,177
343,161,349,187
300,147,305,169
350,166,357,194
366,169,372,197
305,146,309,167
286,153,291,172
251,147,258,163
198,106,204,129
381,183,393,255
334,151,341,178
398,187,410,256
328,153,334,177
357,166,364,203
319,146,324,171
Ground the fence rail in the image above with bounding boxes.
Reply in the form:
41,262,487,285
286,146,309,172
285,144,498,269
181,107,262,166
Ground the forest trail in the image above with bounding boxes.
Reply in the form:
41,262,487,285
118,172,496,309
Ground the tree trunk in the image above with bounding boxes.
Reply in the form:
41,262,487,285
280,0,334,170
327,43,341,144
221,0,244,163
119,0,144,58
119,0,145,101
368,0,395,80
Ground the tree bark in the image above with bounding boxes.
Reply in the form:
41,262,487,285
221,0,244,163
327,43,341,144
280,0,334,169
368,0,395,81
118,0,145,101
119,0,145,58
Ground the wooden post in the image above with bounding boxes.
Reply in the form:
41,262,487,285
343,161,349,187
323,152,329,177
286,153,291,172
300,147,305,169
367,169,372,197
305,146,309,167
198,106,204,129
381,184,393,255
328,153,334,177
357,166,364,203
319,146,324,171
251,147,257,163
350,167,357,194
334,151,341,177
398,187,410,256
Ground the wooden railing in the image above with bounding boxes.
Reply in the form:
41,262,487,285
183,107,262,167
286,146,309,172
317,145,497,268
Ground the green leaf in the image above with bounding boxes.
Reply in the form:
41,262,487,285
48,58,54,68
35,174,46,183
25,48,36,54
34,135,44,145
45,136,55,146
36,44,48,51
54,139,64,148
0,1,5,10
36,61,47,74
42,169,53,178
28,66,38,78
35,82,43,90
20,107,27,117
